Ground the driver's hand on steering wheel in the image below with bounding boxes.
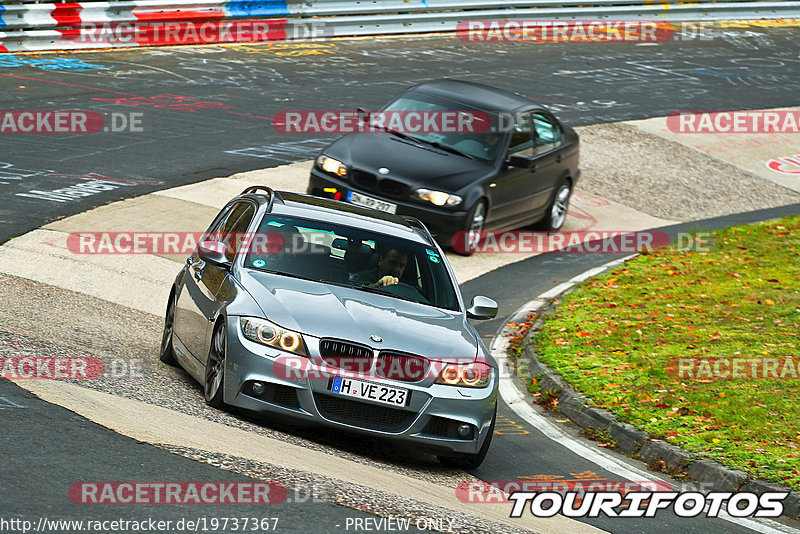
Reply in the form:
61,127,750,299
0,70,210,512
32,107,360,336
372,275,399,288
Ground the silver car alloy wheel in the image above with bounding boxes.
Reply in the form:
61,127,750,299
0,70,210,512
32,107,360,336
204,324,225,402
550,184,571,230
467,202,485,250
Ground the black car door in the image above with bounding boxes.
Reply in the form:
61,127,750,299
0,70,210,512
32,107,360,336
485,112,537,228
528,110,568,217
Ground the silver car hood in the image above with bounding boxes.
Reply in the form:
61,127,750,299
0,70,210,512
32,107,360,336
240,270,478,362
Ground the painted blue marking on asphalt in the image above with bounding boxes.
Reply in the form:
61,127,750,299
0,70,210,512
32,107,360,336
226,1,290,18
0,54,112,71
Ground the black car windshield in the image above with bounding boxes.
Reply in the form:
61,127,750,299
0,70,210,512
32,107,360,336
381,92,504,162
243,215,460,311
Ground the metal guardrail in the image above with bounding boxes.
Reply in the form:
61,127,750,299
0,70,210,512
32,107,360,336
0,0,798,51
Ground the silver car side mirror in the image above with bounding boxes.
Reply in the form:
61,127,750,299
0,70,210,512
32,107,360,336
466,296,498,320
197,240,231,268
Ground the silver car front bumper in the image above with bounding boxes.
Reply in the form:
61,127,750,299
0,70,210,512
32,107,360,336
222,318,498,455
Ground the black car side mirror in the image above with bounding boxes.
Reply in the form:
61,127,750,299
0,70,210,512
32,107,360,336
467,296,498,320
508,154,533,169
197,240,232,268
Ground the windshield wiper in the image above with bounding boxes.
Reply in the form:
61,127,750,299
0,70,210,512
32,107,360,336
425,140,474,159
252,268,321,284
251,266,423,305
388,130,473,160
354,283,420,304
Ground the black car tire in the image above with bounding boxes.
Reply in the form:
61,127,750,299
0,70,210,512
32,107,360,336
204,321,228,409
159,292,178,366
536,178,572,232
454,200,487,256
437,406,496,470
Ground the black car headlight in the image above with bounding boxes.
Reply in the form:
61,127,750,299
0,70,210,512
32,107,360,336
415,188,462,207
240,317,308,357
316,155,348,177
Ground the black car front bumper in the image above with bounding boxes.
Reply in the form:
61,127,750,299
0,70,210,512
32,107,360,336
308,169,470,248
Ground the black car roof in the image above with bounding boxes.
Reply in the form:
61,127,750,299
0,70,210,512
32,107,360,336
240,190,431,245
410,79,534,114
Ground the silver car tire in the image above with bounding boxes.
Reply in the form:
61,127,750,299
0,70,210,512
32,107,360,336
437,405,496,470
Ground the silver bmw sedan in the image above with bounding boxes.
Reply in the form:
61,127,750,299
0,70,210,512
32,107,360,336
159,186,499,469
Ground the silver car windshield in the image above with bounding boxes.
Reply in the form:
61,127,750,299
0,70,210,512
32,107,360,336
243,215,460,311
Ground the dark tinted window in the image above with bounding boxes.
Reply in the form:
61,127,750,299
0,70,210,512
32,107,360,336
507,113,534,157
207,202,256,261
533,112,563,154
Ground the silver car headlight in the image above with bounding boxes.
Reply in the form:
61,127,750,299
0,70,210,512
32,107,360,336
316,155,348,177
435,361,493,388
415,188,462,207
240,317,308,357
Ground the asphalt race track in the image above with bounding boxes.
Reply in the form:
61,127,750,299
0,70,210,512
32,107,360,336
2,25,800,243
2,23,800,534
0,379,427,533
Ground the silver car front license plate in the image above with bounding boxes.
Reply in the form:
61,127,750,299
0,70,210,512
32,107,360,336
328,376,410,407
347,191,397,214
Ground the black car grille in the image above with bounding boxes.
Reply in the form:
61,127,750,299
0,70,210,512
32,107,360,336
272,385,301,408
374,352,429,382
422,416,452,437
378,179,408,198
243,381,301,409
314,393,417,432
319,339,374,374
351,169,377,191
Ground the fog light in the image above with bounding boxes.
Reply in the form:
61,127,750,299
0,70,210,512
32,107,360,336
252,382,265,396
457,424,472,438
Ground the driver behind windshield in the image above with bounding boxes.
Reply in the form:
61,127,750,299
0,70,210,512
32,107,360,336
351,247,408,288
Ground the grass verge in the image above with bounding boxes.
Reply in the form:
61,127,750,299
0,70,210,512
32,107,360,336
532,215,800,489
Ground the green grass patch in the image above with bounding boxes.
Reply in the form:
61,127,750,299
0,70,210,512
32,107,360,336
533,216,800,489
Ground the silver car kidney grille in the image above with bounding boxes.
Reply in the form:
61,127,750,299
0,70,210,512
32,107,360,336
318,339,375,374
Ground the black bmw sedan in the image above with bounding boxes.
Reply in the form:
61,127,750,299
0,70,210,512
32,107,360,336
307,79,580,252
